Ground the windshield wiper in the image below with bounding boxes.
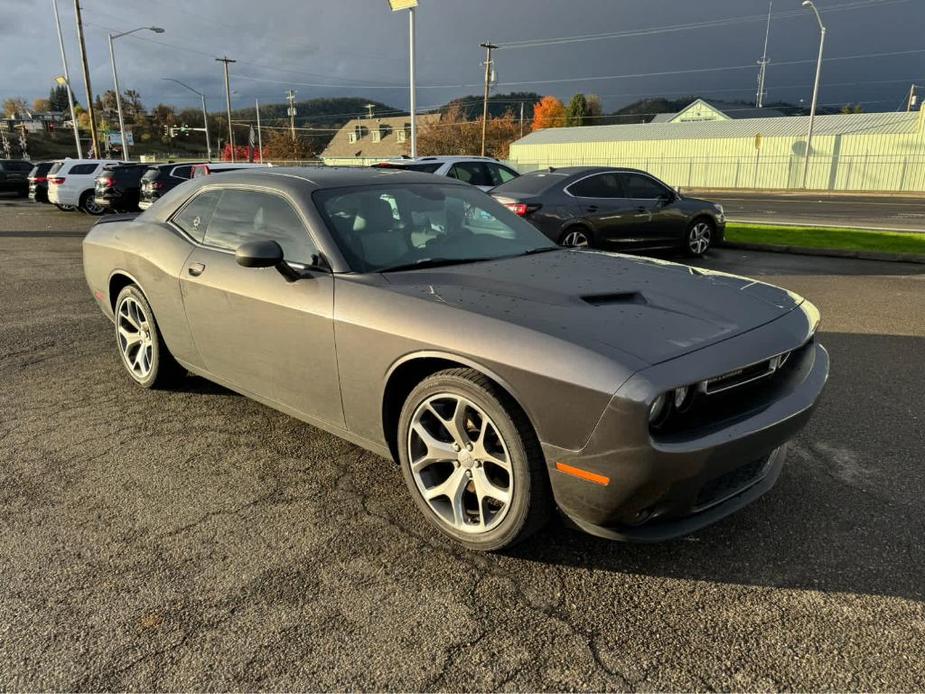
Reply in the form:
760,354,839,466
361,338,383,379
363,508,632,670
380,257,493,273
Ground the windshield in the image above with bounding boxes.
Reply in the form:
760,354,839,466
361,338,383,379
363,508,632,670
313,183,556,273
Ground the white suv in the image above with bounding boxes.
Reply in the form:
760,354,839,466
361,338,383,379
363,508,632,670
372,156,519,191
47,159,126,214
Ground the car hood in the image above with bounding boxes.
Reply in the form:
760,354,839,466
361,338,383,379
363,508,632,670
380,250,803,366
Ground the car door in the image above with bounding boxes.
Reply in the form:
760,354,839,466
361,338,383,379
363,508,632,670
618,172,685,245
565,172,642,246
176,186,344,427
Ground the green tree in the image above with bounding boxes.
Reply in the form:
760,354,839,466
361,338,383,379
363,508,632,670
48,85,72,112
565,93,589,127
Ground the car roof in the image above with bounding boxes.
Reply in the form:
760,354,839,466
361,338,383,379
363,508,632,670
203,166,473,190
521,165,648,178
381,156,500,164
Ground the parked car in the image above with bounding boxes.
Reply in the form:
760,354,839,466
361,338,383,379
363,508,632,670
47,159,126,214
82,167,827,551
138,162,197,210
93,163,150,213
190,162,271,178
27,161,58,204
372,156,519,191
491,166,726,257
0,159,33,197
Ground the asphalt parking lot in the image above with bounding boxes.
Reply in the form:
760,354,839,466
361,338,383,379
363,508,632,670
1,198,924,691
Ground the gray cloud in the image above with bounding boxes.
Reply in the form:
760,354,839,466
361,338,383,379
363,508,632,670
2,0,922,115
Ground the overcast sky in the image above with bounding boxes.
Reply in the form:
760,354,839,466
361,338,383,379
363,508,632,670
1,0,923,117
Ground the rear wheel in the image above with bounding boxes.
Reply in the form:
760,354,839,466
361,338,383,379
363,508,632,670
114,285,185,389
560,227,592,249
55,203,76,212
397,368,551,551
80,191,104,216
684,219,714,257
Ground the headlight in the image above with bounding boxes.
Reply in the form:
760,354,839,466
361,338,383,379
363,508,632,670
648,393,668,425
673,385,690,410
713,203,725,217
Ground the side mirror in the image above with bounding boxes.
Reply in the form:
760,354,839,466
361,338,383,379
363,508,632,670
235,240,283,268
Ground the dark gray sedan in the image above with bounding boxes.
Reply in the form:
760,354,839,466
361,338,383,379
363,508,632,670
491,166,725,256
82,167,828,551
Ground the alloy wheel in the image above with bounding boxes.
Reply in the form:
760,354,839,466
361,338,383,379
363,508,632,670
562,230,590,248
117,296,154,379
83,198,104,215
407,393,513,534
688,222,712,255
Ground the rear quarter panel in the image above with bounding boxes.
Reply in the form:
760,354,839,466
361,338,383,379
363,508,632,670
83,218,200,364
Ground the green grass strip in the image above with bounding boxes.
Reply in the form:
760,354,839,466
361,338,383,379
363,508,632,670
725,223,925,256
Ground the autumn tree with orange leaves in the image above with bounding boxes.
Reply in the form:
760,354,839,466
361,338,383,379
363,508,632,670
531,96,566,131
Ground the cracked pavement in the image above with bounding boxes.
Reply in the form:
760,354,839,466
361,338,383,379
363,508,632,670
1,198,924,691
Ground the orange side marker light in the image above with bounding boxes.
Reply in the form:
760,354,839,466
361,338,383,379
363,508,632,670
555,461,610,486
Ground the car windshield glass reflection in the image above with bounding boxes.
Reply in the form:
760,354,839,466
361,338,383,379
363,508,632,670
313,183,556,273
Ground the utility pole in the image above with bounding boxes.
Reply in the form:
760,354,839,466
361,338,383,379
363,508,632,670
519,101,524,138
52,0,82,158
906,84,918,112
479,42,497,157
216,57,236,161
365,103,376,119
286,89,297,140
756,0,772,108
74,0,98,158
255,99,263,162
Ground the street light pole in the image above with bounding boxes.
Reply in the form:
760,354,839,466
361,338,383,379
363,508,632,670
108,26,164,161
162,78,212,161
51,0,82,158
216,57,237,162
802,0,825,189
388,1,419,157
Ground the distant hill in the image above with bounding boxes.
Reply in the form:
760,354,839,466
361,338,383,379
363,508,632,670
231,97,400,128
439,92,544,120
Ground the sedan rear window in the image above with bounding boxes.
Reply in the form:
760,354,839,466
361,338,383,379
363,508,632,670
374,162,442,173
491,171,566,195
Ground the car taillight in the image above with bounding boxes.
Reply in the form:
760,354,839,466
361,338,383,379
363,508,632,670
98,177,114,188
31,176,47,183
151,181,164,190
49,177,65,185
504,201,540,216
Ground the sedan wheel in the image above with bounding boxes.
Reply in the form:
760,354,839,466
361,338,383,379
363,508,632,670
398,368,551,550
561,229,591,248
686,221,713,257
81,192,104,216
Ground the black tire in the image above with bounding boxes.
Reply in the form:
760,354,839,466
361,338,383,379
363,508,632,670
683,218,714,257
79,190,104,216
113,284,185,389
559,225,593,249
397,368,552,551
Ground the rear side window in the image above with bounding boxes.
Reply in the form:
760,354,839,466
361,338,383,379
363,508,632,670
171,165,192,179
69,163,98,175
449,162,493,187
48,162,65,175
492,171,565,195
203,189,316,264
31,162,54,177
172,189,223,243
568,173,624,198
2,161,32,173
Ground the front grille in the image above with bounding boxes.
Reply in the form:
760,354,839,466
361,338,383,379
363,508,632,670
694,456,770,511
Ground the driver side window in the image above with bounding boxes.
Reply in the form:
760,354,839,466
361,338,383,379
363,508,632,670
197,189,317,264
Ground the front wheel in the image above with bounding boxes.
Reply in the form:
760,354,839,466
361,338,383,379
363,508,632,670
55,203,76,212
114,285,184,389
684,219,714,257
397,368,551,551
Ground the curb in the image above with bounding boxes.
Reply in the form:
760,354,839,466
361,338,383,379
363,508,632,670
720,241,925,265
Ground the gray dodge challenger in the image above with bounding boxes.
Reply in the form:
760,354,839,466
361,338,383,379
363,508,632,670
82,167,829,551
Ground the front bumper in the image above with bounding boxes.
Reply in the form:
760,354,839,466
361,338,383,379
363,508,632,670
543,307,828,542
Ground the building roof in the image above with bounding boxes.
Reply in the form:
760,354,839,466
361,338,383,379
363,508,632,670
513,111,922,146
320,114,440,160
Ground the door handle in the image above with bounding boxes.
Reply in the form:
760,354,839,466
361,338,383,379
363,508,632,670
187,262,206,277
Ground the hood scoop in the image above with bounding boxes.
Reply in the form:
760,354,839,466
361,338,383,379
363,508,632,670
582,291,646,307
